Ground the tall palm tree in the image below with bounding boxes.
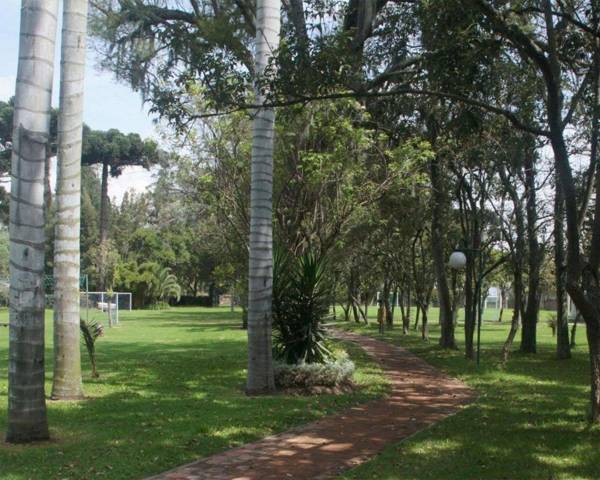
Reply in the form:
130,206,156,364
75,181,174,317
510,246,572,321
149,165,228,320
246,0,281,394
7,0,59,443
52,0,89,400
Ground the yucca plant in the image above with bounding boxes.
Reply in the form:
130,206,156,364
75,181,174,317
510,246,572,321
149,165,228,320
272,249,333,364
80,318,104,378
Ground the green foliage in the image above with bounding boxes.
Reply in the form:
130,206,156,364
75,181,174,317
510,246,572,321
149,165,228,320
272,249,333,365
80,317,104,378
274,351,355,390
114,262,181,308
0,308,388,480
81,127,160,176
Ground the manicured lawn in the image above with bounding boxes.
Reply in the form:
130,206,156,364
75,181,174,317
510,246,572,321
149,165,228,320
0,307,388,480
338,307,600,480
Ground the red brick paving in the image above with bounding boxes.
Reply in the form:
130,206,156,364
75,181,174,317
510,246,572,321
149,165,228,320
145,329,476,480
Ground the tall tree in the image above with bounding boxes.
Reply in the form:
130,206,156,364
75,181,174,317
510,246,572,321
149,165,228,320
6,0,59,443
51,0,89,400
81,128,158,288
246,0,281,394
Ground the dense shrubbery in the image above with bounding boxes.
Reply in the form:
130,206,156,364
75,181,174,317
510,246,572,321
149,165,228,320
274,352,355,390
272,249,333,365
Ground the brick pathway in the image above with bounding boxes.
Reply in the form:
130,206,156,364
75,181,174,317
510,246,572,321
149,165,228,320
146,329,476,480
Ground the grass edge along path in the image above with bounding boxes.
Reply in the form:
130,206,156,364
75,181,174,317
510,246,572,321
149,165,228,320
0,308,387,480
336,315,600,480
145,328,474,480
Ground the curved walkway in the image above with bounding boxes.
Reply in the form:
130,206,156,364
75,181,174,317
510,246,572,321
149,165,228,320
146,329,475,480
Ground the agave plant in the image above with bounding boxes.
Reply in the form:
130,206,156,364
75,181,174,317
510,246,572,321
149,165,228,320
80,318,104,378
272,249,333,365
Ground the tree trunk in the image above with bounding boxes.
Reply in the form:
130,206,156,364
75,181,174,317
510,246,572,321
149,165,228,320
421,305,429,341
52,0,88,400
6,0,59,443
587,321,600,422
555,181,571,359
430,155,455,347
99,160,109,244
502,269,523,362
246,0,280,395
405,284,411,334
464,252,475,359
497,287,505,322
383,277,393,327
413,301,420,330
521,146,541,353
571,313,579,348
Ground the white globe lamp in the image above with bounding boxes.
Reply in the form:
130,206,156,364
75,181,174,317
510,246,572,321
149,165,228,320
449,251,467,270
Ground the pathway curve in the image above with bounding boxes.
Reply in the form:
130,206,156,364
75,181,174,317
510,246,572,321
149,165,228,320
146,329,475,480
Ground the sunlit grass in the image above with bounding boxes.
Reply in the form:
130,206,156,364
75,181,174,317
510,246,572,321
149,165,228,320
337,307,600,480
0,307,388,480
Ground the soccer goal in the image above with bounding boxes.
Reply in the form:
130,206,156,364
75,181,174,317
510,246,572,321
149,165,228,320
82,292,132,327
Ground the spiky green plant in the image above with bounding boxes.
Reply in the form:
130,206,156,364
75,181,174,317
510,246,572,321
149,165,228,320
272,249,333,364
80,318,104,378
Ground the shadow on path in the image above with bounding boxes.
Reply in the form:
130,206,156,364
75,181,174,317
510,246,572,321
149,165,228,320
146,329,476,480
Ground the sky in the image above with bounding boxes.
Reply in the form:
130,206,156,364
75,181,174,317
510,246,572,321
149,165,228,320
0,0,159,203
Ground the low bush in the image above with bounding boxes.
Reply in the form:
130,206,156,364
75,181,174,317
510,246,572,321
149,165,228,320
274,351,355,390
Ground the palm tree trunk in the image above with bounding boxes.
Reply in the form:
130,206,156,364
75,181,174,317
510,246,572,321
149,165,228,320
52,0,88,400
246,0,281,395
6,0,59,443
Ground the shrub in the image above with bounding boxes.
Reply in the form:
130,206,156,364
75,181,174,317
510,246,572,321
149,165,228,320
80,318,104,378
272,249,333,364
274,353,355,390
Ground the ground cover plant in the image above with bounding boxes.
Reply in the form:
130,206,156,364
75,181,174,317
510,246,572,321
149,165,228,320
338,307,600,480
0,307,388,480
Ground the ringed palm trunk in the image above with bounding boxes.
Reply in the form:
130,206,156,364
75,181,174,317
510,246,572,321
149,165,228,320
52,0,88,400
7,0,59,443
246,0,281,394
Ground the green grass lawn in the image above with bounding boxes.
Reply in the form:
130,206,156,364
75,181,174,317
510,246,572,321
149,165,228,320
0,307,388,480
337,307,600,480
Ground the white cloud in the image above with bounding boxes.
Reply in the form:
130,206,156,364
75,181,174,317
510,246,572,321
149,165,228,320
0,76,15,101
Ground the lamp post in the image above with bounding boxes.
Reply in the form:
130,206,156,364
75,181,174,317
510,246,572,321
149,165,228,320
449,244,485,366
449,231,506,367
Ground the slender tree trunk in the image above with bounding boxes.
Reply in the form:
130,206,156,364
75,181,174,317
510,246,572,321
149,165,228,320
430,155,455,348
521,147,541,353
405,284,411,334
390,285,398,323
246,0,280,394
383,277,393,327
464,253,475,359
587,321,600,422
6,0,59,443
413,301,420,330
555,181,571,359
99,161,109,244
421,305,429,341
51,0,88,401
498,287,505,322
571,313,579,348
502,269,523,362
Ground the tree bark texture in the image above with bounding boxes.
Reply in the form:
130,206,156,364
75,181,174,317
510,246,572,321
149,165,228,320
52,0,88,401
246,0,280,394
7,0,59,443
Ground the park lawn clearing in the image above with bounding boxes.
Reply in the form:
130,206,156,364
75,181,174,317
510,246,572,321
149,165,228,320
337,307,600,480
0,307,388,480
